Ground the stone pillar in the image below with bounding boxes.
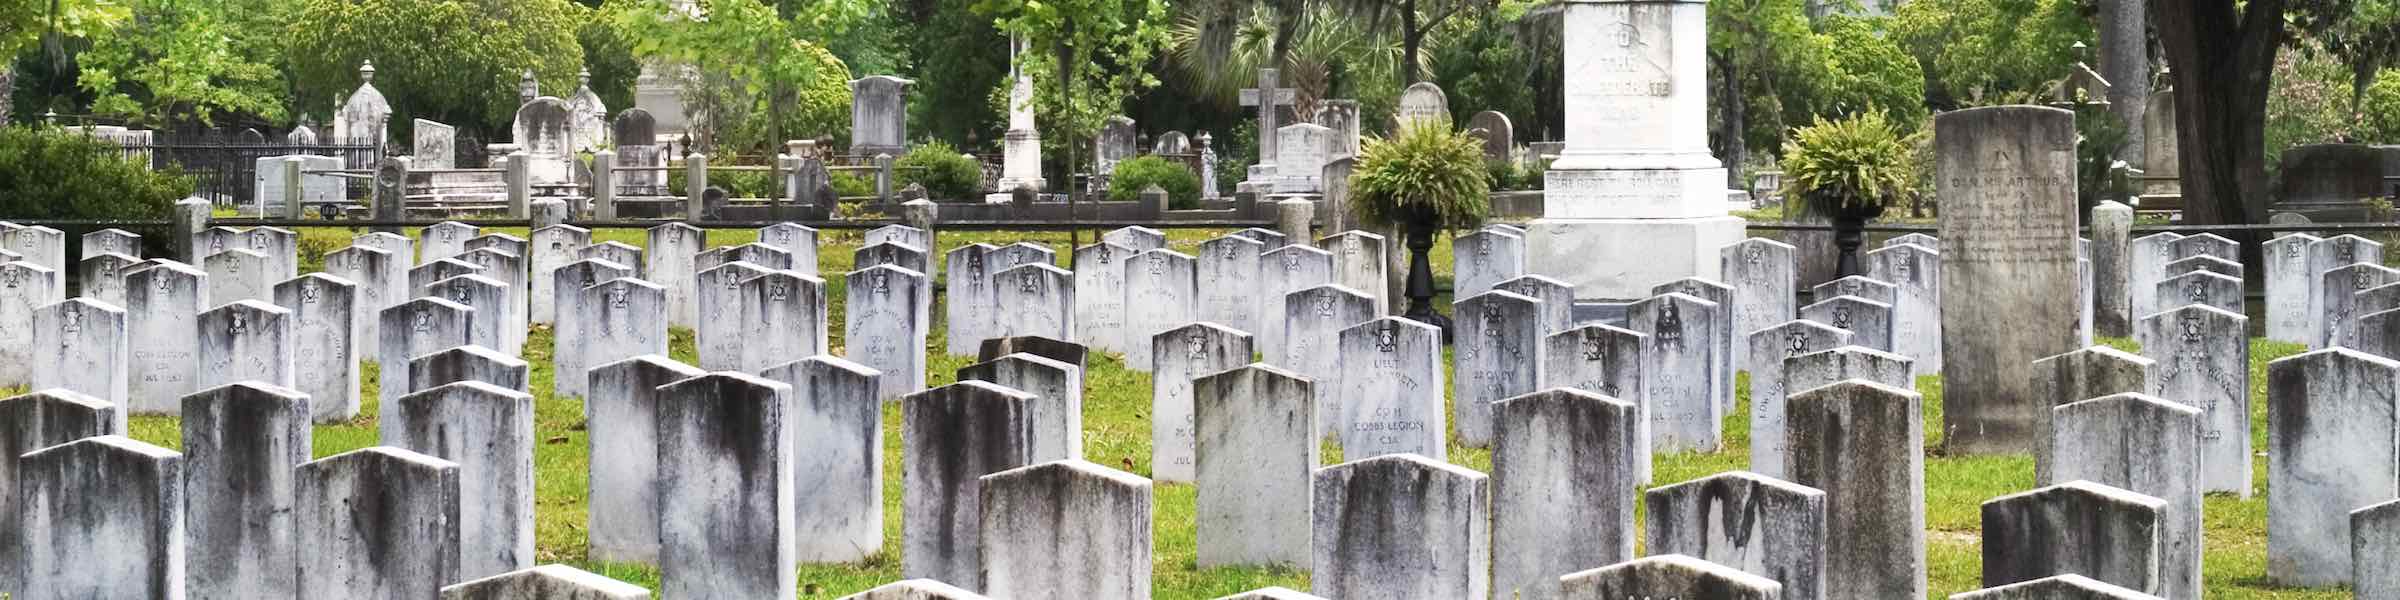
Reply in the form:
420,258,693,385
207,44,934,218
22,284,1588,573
990,35,1045,202
1140,185,1169,215
282,157,307,219
876,153,896,202
2092,200,2135,336
685,152,708,220
505,150,531,219
2099,0,2150,166
903,199,938,234
372,157,409,234
530,199,568,230
1277,198,1313,244
591,149,616,221
173,196,211,262
1526,0,1743,300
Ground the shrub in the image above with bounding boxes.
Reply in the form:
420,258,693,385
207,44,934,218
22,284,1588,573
895,140,985,200
0,127,190,221
1107,156,1201,209
667,167,774,198
1779,112,1917,218
831,171,874,198
1349,124,1491,229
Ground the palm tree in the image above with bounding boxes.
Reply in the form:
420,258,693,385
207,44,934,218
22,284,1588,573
1167,6,1400,117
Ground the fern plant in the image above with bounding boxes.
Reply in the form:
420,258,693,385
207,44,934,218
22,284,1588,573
1780,111,1916,219
1350,122,1492,229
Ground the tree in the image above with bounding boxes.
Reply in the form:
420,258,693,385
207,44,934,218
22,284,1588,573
979,0,1172,181
2321,0,2400,110
898,0,1009,148
1708,0,1819,185
1891,0,2090,107
617,0,868,154
0,0,126,123
2150,0,2355,226
75,0,291,127
287,0,586,137
1323,0,1485,83
1427,5,1535,134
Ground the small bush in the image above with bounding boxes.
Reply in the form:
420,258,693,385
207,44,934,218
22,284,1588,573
1108,156,1202,209
1780,112,1917,218
666,167,777,199
1350,124,1491,229
0,127,190,221
831,171,874,198
895,140,985,201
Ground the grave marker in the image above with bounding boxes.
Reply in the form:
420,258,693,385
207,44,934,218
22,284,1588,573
1258,245,1333,356
0,389,122,596
549,259,636,398
1123,249,1199,372
2030,346,2155,483
1455,229,1526,302
847,265,930,400
1151,322,1252,481
656,373,795,599
206,247,274,304
2265,233,2324,344
1491,388,1637,600
1980,481,2167,595
1311,454,1489,599
126,261,204,413
1866,242,1941,375
584,355,706,564
196,299,294,390
2046,393,2203,600
1801,295,1894,353
902,381,1038,586
1453,290,1545,447
1722,238,1798,372
991,263,1074,341
2266,348,2400,585
182,382,311,599
529,226,591,324
1072,242,1137,352
1744,320,1855,476
647,223,705,328
1936,106,2081,455
1195,364,1315,568
384,380,536,580
1321,231,1390,314
1199,236,1267,335
976,460,1154,598
1646,471,1826,600
696,261,775,370
274,273,359,421
437,564,651,599
761,356,886,562
33,298,128,405
1788,380,1925,599
2153,270,2242,314
1556,554,1784,600
1628,292,1722,452
945,243,999,354
1538,324,1651,483
295,446,461,598
1336,317,1447,459
17,436,184,600
739,270,829,373
2135,305,2251,497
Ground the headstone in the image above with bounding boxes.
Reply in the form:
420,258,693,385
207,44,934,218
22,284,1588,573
81,228,141,259
1454,230,1527,301
421,221,480,264
1499,274,1579,334
295,446,462,599
2162,254,2241,278
1332,317,1446,458
655,373,795,599
2047,393,2203,600
125,261,205,413
991,264,1074,342
1936,106,2081,455
2357,499,2400,600
206,247,274,304
2,225,62,273
32,298,128,406
1555,554,1784,600
528,225,591,324
333,61,392,146
2153,270,2242,314
0,390,123,597
78,252,139,308
2028,346,2154,482
976,460,1153,598
1101,226,1166,252
1980,481,2167,595
548,260,636,398
1232,227,1288,248
1123,249,1198,372
1284,284,1378,437
384,380,535,580
847,265,930,400
2322,262,2400,348
428,274,515,355
757,223,821,275
1812,275,1896,306
2170,233,2239,261
737,271,829,373
901,381,1038,585
2133,305,2251,497
378,297,475,408
1453,290,1545,447
1321,231,1390,314
1198,236,1267,335
1072,242,1137,352
1950,574,2165,600
1627,292,1721,452
511,97,575,183
1537,324,1650,483
842,580,993,600
1646,471,1826,600
1394,82,1451,132
1470,111,1514,158
438,564,651,599
1258,245,1334,356
406,345,530,394
410,257,485,292
1194,364,1315,568
1212,588,1325,600
856,241,933,308
2305,235,2385,341
1743,320,1854,475
273,274,358,422
196,299,294,390
695,261,775,370
1721,238,1798,372
1787,380,1925,599
1154,130,1191,155
865,224,934,253
2360,282,2400,318
181,382,311,599
1865,242,1941,375
646,223,705,328
1801,295,1895,352
1316,100,1362,157
580,242,645,276
1150,323,1252,482
2265,348,2400,586
0,258,53,393
2090,201,2135,337
16,436,184,599
1273,123,1332,194
324,246,398,343
1491,388,1637,600
945,244,1000,355
756,356,884,563
414,118,458,169
1094,116,1139,186
574,276,670,394
1310,453,1489,599
572,356,701,571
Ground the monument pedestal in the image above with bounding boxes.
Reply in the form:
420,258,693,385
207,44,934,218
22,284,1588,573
1526,215,1744,301
987,128,1045,204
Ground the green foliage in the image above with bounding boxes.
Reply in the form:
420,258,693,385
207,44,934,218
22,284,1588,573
1780,112,1916,218
0,126,188,220
667,166,774,198
2072,101,2134,211
74,0,289,126
1107,155,1201,208
1811,16,1927,129
288,0,587,134
2361,70,2400,142
577,1,642,114
1483,157,1542,192
1349,122,1490,229
830,170,874,198
1428,11,1534,136
898,0,1008,149
981,0,1172,146
894,140,985,200
2267,42,2365,177
616,0,865,155
1708,0,1821,151
1891,0,2090,107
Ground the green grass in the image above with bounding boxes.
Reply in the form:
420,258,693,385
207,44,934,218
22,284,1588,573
117,225,2346,598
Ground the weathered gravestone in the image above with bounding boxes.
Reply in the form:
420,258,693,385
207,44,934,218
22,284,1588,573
2162,255,2241,279
1936,106,2081,455
1123,249,1199,372
1258,245,1333,356
1491,388,1637,600
407,345,530,395
125,261,204,413
1980,481,2167,596
580,242,645,277
421,221,480,264
296,446,463,600
647,223,706,328
1501,274,1580,335
977,460,1154,598
33,298,127,405
581,355,706,565
1646,471,1826,600
901,381,1038,586
0,390,122,597
1195,364,1315,568
325,246,400,345
2265,348,2400,586
840,580,993,600
2321,262,2400,348
757,223,821,275
696,261,775,370
385,380,535,580
655,373,796,599
17,436,183,599
409,257,485,293
81,228,141,259
1073,242,1138,352
2028,345,2155,483
1865,242,1940,374
856,241,932,308
1722,238,1798,372
2356,500,2400,600
1950,574,2165,600
992,263,1074,342
378,297,473,403
737,271,828,373
944,244,1000,354
1788,379,1925,599
954,353,1083,463
1285,284,1377,437
549,260,636,398
1095,116,1139,185
866,224,934,255
1537,324,1650,484
1198,236,1266,335
1812,275,1896,306
1311,453,1489,600
847,265,929,400
2154,270,2242,315
2265,234,2325,344
1232,227,1288,248
2135,305,2251,498
274,273,359,422
2305,235,2386,338
438,564,651,599
1744,320,1854,476
2,225,63,273
1455,229,1526,302
2046,393,2202,600
1321,230,1390,314
428,274,515,355
206,247,274,304
1274,123,1333,194
1336,317,1447,459
1556,554,1784,600
576,275,671,393
1801,295,1894,353
2092,201,2136,337
1628,292,1721,452
1470,111,1514,159
1151,323,1251,482
850,75,915,156
758,356,884,563
1104,225,1167,252
78,252,139,308
181,382,311,599
1453,290,1544,448
528,225,590,325
1395,81,1452,131
196,299,294,390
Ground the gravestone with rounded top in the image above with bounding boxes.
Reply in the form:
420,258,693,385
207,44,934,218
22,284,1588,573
1628,292,1721,452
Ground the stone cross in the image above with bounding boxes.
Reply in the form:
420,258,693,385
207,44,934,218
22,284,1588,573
1240,68,1301,177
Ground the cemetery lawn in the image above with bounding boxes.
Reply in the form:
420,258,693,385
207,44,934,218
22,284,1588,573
118,225,2343,599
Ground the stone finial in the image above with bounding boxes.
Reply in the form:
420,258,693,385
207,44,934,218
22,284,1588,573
519,69,539,104
579,68,592,88
358,60,376,83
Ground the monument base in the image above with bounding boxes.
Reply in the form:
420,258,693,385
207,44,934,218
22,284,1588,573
1525,215,1746,301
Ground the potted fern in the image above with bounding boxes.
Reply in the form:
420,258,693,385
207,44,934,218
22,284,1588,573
1351,119,1493,334
1781,112,1917,277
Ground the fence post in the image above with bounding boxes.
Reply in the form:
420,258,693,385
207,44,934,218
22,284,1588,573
593,150,617,222
505,150,531,219
281,157,306,219
686,152,709,221
173,197,210,263
372,157,410,234
875,153,895,203
1278,197,1314,243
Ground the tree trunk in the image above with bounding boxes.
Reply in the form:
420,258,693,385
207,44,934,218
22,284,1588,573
2151,0,2283,227
1714,53,1746,189
1402,0,1424,84
0,66,13,125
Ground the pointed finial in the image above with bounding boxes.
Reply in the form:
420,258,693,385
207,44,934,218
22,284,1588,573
579,68,592,88
359,60,376,82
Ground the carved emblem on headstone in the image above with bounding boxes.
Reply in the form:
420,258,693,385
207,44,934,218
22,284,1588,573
1744,244,1765,265
1147,253,1166,275
1785,329,1811,357
2338,240,2355,262
1375,322,1398,352
61,304,81,333
609,284,630,309
1583,336,1607,362
2180,313,2205,344
1832,304,1854,328
1655,301,1684,343
1313,292,1336,317
414,309,432,332
872,270,891,295
1185,329,1209,361
1018,269,1040,293
229,311,249,335
769,280,789,302
1473,236,1492,267
302,281,321,303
